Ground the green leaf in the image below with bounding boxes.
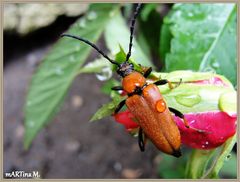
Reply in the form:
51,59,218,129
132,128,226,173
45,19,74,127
159,23,172,61
90,95,124,122
115,45,142,72
219,152,237,178
219,91,236,113
24,4,119,149
90,101,116,122
140,4,158,21
185,149,216,179
158,71,235,114
78,57,112,74
162,4,237,85
203,135,237,178
138,4,161,57
100,79,120,95
158,153,188,178
185,135,236,179
104,9,154,68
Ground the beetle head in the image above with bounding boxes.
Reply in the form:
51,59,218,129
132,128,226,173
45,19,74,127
117,62,134,77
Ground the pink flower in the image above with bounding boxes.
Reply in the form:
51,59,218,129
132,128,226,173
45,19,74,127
113,76,237,150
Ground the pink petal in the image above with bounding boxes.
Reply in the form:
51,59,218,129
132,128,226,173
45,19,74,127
114,111,139,131
192,77,229,87
174,111,236,149
114,110,236,149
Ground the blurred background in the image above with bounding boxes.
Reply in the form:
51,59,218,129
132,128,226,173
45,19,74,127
3,3,237,179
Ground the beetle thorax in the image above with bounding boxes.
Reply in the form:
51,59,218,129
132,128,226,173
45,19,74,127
122,72,146,94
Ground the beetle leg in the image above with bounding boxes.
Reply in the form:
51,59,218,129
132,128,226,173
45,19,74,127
138,127,145,152
154,79,182,89
143,67,152,78
114,100,126,114
169,107,208,133
111,86,123,91
154,79,174,89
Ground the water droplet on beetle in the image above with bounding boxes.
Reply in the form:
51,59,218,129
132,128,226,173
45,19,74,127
87,11,97,20
55,67,63,75
96,67,112,81
156,99,166,113
175,94,201,107
79,19,86,28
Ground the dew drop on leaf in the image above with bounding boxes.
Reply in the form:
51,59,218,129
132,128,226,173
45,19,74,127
28,121,35,128
55,67,63,75
87,11,97,20
79,19,86,28
207,15,213,20
27,100,32,106
75,46,80,51
202,66,216,73
175,94,201,107
95,67,112,81
226,154,231,159
187,12,193,17
110,11,115,17
209,57,220,69
69,55,75,63
175,10,182,17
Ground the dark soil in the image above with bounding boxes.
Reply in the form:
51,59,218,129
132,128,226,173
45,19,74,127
3,17,161,179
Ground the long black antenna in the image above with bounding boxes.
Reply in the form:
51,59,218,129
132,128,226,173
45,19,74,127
61,34,120,66
125,3,142,62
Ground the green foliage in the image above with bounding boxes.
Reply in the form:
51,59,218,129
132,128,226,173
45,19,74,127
160,4,237,85
204,135,237,178
138,4,162,57
185,135,236,179
158,152,188,178
104,9,154,68
78,57,112,74
220,152,237,178
24,4,119,149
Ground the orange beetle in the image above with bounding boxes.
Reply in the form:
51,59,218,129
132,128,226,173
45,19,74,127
61,3,199,157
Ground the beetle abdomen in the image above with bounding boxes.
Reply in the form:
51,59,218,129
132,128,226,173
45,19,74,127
126,84,181,156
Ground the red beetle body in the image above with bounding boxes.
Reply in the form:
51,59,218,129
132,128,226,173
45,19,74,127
123,72,181,156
